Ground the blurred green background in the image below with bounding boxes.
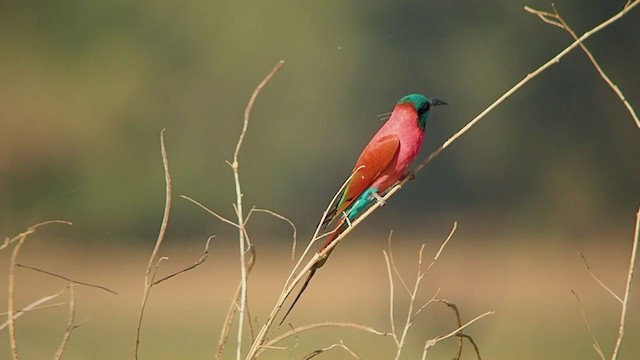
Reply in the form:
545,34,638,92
1,0,638,241
1,1,640,359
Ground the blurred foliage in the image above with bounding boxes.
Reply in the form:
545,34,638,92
1,0,638,241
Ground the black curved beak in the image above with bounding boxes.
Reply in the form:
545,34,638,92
429,98,448,107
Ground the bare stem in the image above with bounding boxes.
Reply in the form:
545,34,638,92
5,220,72,360
135,129,172,359
0,289,65,331
231,60,284,360
421,311,494,360
571,289,606,360
16,264,117,295
53,284,78,360
525,2,640,130
612,206,640,360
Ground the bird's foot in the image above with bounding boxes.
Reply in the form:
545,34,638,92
343,213,353,227
371,192,386,206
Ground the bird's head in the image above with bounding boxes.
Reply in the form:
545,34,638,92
398,93,448,130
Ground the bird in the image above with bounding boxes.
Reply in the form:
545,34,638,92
279,93,447,325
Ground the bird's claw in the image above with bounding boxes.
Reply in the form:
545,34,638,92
371,192,386,206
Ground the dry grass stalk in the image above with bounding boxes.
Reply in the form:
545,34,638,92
0,289,65,332
524,3,639,360
134,129,216,359
525,2,640,130
383,223,490,360
301,340,360,359
16,264,118,295
53,284,88,360
134,129,172,359
5,220,72,360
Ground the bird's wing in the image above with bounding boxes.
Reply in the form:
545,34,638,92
324,134,399,226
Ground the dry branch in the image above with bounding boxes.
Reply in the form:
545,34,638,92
571,289,607,360
5,220,72,360
0,289,65,331
135,129,172,359
524,3,639,360
215,246,257,360
228,60,285,360
152,236,214,286
53,284,88,360
16,264,117,295
301,341,360,360
525,2,640,131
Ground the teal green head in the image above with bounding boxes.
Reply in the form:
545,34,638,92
398,93,448,130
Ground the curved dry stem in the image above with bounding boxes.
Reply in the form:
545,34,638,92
152,236,214,286
6,220,72,360
301,341,360,360
215,246,257,360
386,231,411,296
0,289,65,332
384,222,459,360
421,311,494,360
577,252,622,303
248,208,297,263
571,289,607,360
135,129,172,359
612,206,640,360
231,60,285,360
53,284,79,360
257,322,391,356
525,2,640,130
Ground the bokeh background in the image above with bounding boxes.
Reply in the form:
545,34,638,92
1,0,639,359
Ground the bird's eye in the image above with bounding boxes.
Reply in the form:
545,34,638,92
420,104,430,115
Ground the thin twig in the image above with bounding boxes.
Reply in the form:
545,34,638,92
0,289,65,331
385,222,459,360
229,60,284,360
383,251,398,346
387,231,411,296
421,311,494,360
152,236,214,286
612,206,640,360
577,253,622,303
571,289,607,360
525,3,640,130
258,322,391,356
394,243,426,360
215,246,257,360
181,195,240,228
6,220,72,360
248,208,298,263
426,222,457,273
458,333,484,360
16,264,118,295
135,129,172,359
524,4,640,359
53,284,85,360
301,341,360,360
435,299,464,360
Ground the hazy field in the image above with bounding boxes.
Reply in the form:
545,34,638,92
2,230,638,359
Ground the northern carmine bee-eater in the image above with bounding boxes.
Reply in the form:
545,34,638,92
280,93,447,324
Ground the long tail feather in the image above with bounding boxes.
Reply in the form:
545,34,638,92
279,220,346,325
279,267,317,325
